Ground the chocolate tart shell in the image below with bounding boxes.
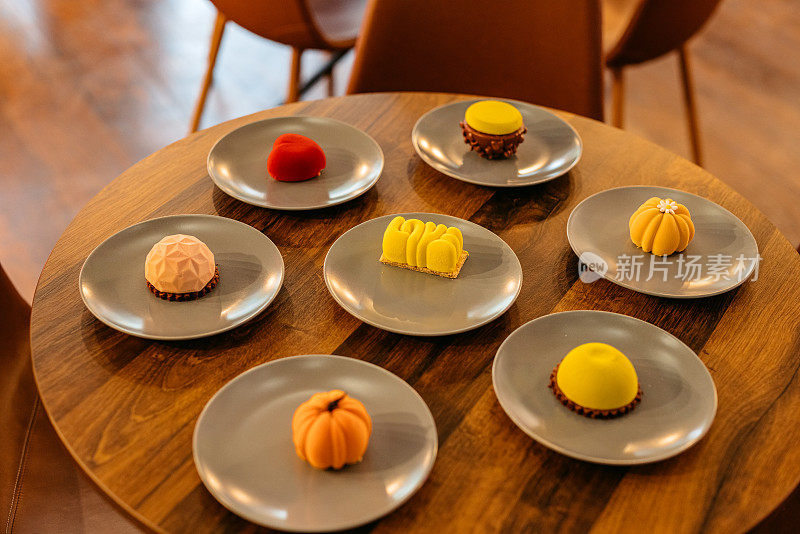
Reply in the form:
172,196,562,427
459,121,526,159
548,363,642,419
146,266,219,301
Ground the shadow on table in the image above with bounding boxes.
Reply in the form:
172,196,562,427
78,287,287,377
408,155,575,226
209,178,382,249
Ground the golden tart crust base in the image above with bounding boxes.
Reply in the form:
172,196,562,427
379,250,469,279
146,266,219,301
548,363,642,419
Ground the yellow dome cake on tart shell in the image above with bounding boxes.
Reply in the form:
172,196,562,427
459,100,527,159
549,342,642,418
464,100,524,135
629,197,695,256
380,216,469,278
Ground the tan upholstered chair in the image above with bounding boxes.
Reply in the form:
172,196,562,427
0,263,142,533
603,0,724,165
346,0,604,121
190,0,367,132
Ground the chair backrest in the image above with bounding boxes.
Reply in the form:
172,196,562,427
0,263,29,359
0,262,33,516
211,0,331,50
605,0,724,67
347,0,604,120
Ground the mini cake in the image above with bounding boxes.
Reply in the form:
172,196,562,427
629,197,695,256
292,390,372,470
549,342,642,419
144,234,218,301
380,216,468,278
267,133,326,182
460,100,527,159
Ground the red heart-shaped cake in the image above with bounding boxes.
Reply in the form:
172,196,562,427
267,133,326,182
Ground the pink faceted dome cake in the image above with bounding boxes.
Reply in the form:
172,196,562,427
144,234,216,294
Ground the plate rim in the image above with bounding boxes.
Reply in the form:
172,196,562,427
566,185,759,299
323,212,523,336
78,213,285,341
411,98,583,188
207,115,385,210
192,353,439,532
491,309,718,465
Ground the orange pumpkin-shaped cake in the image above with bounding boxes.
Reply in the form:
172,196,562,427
292,390,372,470
629,197,695,256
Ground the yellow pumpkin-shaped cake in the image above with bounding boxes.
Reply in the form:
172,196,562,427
629,197,695,256
292,390,372,470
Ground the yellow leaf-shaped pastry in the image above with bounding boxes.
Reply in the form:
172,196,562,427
445,227,463,251
382,216,409,263
416,223,447,267
379,217,469,277
427,239,458,273
401,219,425,266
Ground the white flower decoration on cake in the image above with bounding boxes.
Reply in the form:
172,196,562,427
657,199,678,214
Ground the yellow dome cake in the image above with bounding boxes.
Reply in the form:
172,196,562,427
629,197,695,256
548,342,642,418
460,100,526,159
379,216,468,278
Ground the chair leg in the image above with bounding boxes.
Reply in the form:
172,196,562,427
292,49,348,102
611,67,625,128
678,45,704,166
287,48,303,103
189,11,227,133
326,52,335,97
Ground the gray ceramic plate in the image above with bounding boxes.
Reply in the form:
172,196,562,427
411,99,582,187
567,186,759,298
79,214,284,340
193,354,438,532
492,310,717,465
207,116,383,210
323,213,522,336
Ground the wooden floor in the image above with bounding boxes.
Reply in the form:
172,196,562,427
1,0,798,302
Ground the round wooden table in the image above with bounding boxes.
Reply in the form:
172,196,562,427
30,93,800,533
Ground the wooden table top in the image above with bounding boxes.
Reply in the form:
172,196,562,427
30,93,800,533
